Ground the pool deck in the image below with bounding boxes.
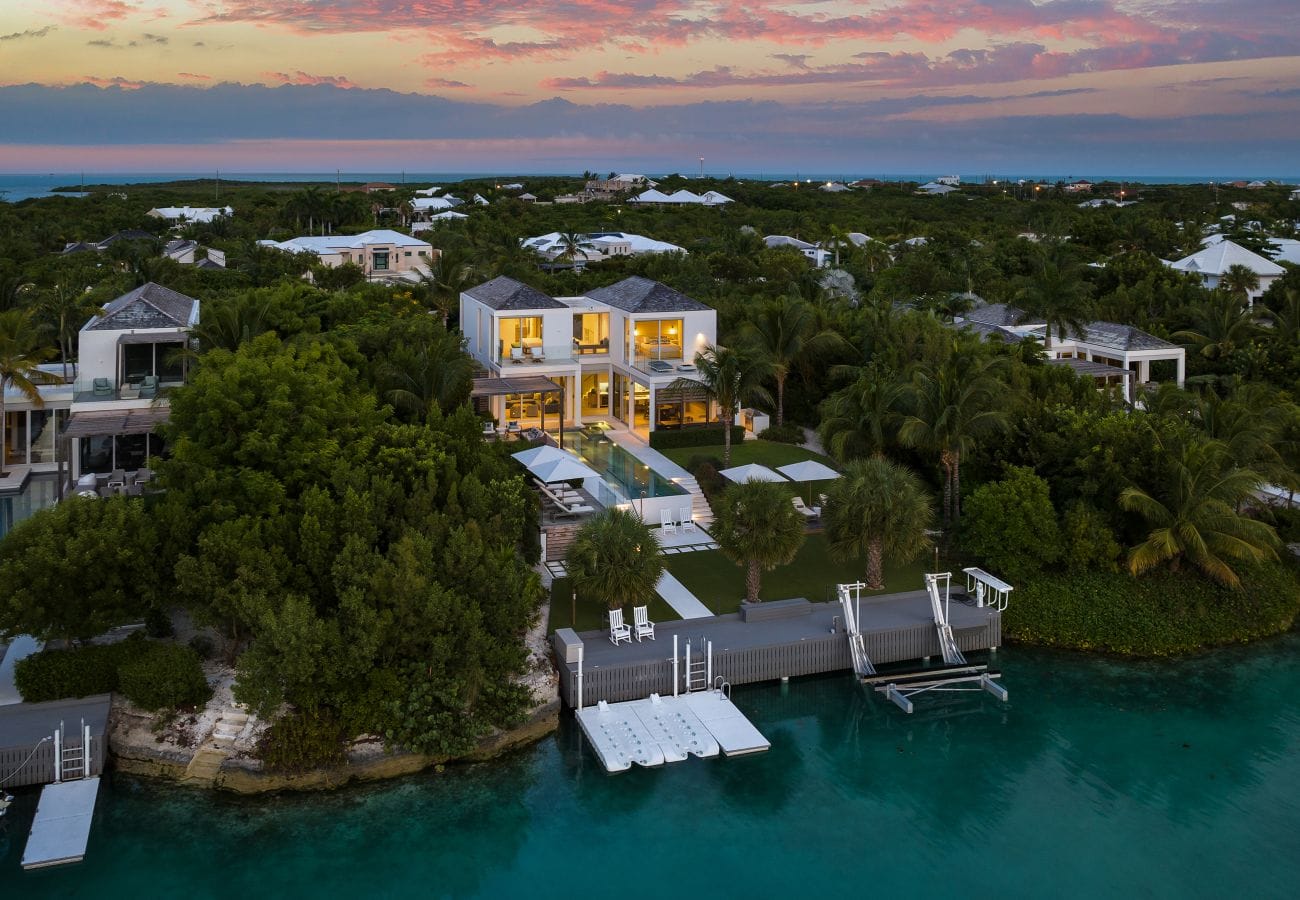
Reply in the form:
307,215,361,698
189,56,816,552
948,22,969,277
553,591,1002,707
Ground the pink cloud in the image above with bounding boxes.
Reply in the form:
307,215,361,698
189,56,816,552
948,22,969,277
426,77,471,89
56,0,140,31
80,75,148,89
178,72,211,80
262,71,359,88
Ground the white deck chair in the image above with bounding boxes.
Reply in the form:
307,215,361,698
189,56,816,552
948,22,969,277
510,347,525,364
633,605,655,642
679,507,695,533
791,496,818,519
660,509,678,535
609,608,632,646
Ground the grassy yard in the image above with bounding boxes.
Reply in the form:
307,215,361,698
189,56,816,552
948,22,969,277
663,533,936,616
660,439,832,471
546,576,682,634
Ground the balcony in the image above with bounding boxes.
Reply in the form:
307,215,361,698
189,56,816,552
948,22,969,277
497,344,576,367
73,376,182,404
632,353,697,378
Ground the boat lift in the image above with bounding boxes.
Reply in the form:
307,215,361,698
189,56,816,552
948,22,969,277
837,582,876,677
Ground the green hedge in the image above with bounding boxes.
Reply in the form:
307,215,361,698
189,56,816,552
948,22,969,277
14,634,210,710
1003,561,1300,656
757,423,805,444
118,643,212,711
259,707,348,774
649,426,745,450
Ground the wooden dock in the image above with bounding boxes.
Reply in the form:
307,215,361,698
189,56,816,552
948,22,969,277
21,777,101,869
553,590,1002,708
0,695,110,788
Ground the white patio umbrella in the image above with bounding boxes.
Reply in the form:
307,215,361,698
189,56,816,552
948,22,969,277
777,459,841,505
511,445,571,468
512,445,600,483
718,463,785,484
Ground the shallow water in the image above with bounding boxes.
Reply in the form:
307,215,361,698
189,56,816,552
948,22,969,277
3,634,1298,899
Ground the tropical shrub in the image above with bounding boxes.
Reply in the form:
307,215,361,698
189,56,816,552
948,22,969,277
1060,501,1122,572
259,706,348,774
118,643,211,711
13,634,151,702
962,467,1061,582
757,423,806,444
649,425,745,450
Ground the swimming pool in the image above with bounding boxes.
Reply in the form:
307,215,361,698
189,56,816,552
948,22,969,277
562,428,685,501
0,474,58,541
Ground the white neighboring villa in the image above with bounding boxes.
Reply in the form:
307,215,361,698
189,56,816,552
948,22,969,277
630,189,733,206
460,275,718,437
764,235,829,267
955,303,1184,402
918,182,958,196
523,232,686,264
1166,239,1284,303
147,206,232,225
257,229,436,279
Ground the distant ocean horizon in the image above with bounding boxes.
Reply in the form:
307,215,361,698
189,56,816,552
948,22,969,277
2,170,1297,203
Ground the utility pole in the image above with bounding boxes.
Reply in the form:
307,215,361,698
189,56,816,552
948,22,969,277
698,157,704,179
215,168,220,202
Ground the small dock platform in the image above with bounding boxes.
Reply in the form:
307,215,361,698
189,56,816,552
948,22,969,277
575,690,767,772
22,777,101,870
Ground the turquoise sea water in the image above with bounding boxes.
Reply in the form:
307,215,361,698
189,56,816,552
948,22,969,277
3,634,1298,898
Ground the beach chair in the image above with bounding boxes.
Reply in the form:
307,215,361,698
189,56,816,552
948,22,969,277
510,347,525,364
609,608,632,646
679,507,696,533
138,375,159,399
92,377,113,397
791,497,819,519
482,420,498,439
660,509,678,535
633,605,655,642
529,346,546,363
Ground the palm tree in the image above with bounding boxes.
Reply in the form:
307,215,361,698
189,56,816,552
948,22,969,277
554,231,593,268
415,248,476,328
1172,291,1261,361
824,457,934,589
741,295,845,427
378,333,476,420
0,309,58,477
899,350,1009,530
674,343,772,468
858,240,892,274
710,480,805,603
565,508,665,613
1219,263,1260,307
1119,439,1279,588
37,280,98,380
1014,255,1092,350
817,367,906,462
823,225,852,267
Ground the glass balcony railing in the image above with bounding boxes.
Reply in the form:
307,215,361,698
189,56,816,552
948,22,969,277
497,345,575,366
633,354,696,376
73,376,183,403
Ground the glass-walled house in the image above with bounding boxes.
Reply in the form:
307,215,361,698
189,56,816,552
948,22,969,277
462,275,718,438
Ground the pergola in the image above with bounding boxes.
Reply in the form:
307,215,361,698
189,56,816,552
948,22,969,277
61,408,171,439
470,375,566,441
1047,357,1134,404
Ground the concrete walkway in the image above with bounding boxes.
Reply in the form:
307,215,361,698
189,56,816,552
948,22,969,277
656,571,713,619
606,430,693,479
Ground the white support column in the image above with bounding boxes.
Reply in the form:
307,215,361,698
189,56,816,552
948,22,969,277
53,728,62,783
83,724,91,778
576,645,584,712
673,635,679,697
1138,359,1150,384
1175,354,1186,387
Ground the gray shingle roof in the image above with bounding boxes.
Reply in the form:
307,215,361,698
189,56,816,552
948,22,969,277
1067,321,1175,352
585,276,708,313
963,303,1034,327
97,229,157,247
89,282,199,331
464,276,564,310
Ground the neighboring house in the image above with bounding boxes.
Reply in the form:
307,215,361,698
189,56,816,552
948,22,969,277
955,303,1185,402
460,275,717,436
523,232,685,265
63,230,156,254
1246,180,1269,189
413,186,442,196
1166,239,1284,302
1268,238,1300,266
820,182,850,193
164,239,226,268
629,189,732,205
1290,188,1300,201
500,183,525,191
935,175,961,186
763,235,830,267
257,229,436,279
1064,180,1094,193
410,211,469,233
518,193,537,203
412,196,462,213
918,182,958,195
146,206,232,224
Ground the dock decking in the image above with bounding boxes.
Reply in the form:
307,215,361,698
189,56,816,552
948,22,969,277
0,695,110,787
553,590,1001,707
22,777,102,869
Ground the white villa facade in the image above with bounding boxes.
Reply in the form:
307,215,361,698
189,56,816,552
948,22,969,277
957,303,1185,401
461,276,717,437
1167,239,1284,303
147,206,232,225
257,229,435,279
630,189,733,206
523,232,686,264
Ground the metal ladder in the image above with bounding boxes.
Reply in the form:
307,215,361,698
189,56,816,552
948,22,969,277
837,583,877,677
683,639,711,692
925,573,967,666
54,720,92,782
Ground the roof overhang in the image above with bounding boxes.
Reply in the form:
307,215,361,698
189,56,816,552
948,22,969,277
117,332,187,345
62,407,170,439
470,376,565,397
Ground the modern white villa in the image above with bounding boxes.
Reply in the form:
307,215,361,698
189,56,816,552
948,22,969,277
146,206,232,225
956,303,1185,401
630,189,733,206
257,229,436,279
3,283,198,492
522,232,686,265
1167,239,1284,303
460,275,717,437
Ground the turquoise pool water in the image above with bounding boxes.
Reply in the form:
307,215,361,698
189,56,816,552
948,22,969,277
0,475,58,541
562,429,685,500
3,634,1299,898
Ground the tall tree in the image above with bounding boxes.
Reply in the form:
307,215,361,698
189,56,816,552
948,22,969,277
1014,255,1093,350
741,295,845,427
565,508,664,612
899,349,1009,530
823,457,934,589
1119,438,1279,588
711,480,805,603
378,331,476,420
1219,263,1260,307
0,309,57,477
817,367,906,462
675,343,772,468
1172,291,1261,361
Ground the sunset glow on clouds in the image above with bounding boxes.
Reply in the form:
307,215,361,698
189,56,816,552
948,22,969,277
0,0,1297,172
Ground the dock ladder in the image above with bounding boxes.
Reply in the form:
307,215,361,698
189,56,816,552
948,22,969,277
924,572,967,666
53,720,93,782
836,582,877,678
681,638,712,693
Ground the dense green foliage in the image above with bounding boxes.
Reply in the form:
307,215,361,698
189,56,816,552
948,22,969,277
258,706,348,775
711,480,806,602
14,635,207,710
565,509,664,611
962,467,1062,582
648,425,745,449
1004,562,1300,656
824,457,934,589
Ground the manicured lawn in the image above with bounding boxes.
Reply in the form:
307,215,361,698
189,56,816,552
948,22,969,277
547,575,681,634
663,533,937,616
660,439,832,471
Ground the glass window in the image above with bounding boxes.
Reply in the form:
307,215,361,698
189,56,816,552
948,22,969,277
373,250,390,271
632,319,684,364
156,341,185,382
115,433,148,471
4,411,27,466
581,372,609,417
80,435,113,474
572,313,610,353
29,409,55,464
123,343,153,382
499,316,543,362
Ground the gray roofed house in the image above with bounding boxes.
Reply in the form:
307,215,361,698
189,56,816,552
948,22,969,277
961,303,1039,328
464,276,565,310
1067,321,1176,352
88,282,200,331
585,276,709,313
97,229,157,247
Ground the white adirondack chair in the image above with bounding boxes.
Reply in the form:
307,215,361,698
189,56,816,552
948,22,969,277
633,605,655,642
609,607,632,646
660,509,678,535
679,507,695,533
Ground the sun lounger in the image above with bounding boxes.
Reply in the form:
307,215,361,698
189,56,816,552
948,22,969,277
609,608,632,646
791,496,819,519
633,605,655,642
